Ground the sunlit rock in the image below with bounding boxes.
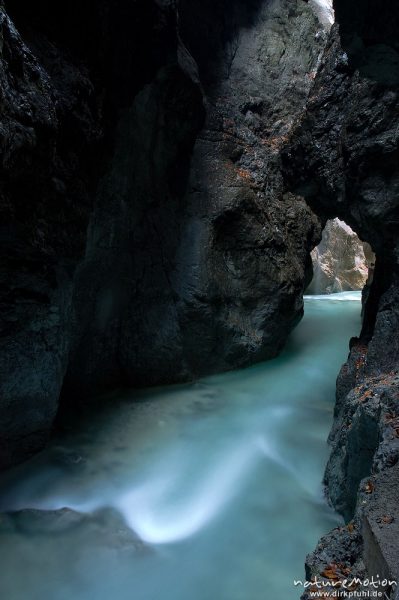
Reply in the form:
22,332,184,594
309,0,335,29
307,219,375,295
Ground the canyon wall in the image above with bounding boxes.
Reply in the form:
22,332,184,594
283,1,399,594
64,0,326,396
0,0,328,468
0,0,205,467
1,0,399,591
0,0,399,592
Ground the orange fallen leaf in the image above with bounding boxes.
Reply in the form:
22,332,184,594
381,515,394,524
384,413,397,423
365,481,375,494
321,565,339,581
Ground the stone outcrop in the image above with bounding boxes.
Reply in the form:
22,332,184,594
64,0,326,397
301,373,399,600
0,0,330,468
0,5,103,468
0,0,207,468
282,0,399,595
307,218,374,294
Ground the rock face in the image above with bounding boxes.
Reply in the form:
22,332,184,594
282,0,399,594
0,0,206,467
0,5,102,468
64,0,328,397
151,0,325,380
300,372,399,600
0,0,330,468
307,218,374,294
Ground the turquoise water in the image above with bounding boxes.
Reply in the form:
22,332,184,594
0,293,361,600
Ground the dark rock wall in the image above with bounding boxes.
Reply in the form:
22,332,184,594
282,0,399,592
334,0,399,86
0,0,204,467
65,0,325,395
63,55,204,396
0,0,328,467
0,5,101,468
282,10,399,420
166,0,324,377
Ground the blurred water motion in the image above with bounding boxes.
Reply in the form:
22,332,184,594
0,293,361,600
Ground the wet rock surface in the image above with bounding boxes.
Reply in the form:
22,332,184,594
301,525,366,600
0,0,328,467
0,4,101,468
0,507,145,547
0,0,205,466
163,0,325,380
282,0,399,591
300,373,399,598
362,464,399,589
326,373,399,518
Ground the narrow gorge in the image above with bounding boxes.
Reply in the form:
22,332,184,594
0,0,398,598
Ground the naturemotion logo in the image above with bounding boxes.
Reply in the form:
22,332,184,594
294,574,398,599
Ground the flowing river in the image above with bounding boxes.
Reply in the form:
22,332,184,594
0,293,361,600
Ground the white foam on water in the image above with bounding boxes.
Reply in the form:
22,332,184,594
304,291,362,302
115,442,259,545
256,437,315,496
